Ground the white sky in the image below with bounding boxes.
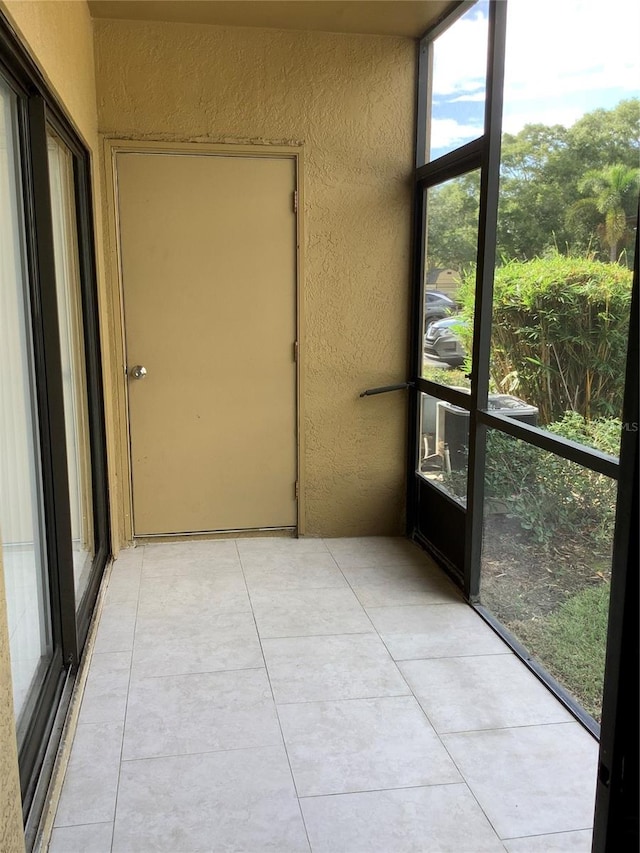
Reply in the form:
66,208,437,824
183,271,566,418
430,0,640,152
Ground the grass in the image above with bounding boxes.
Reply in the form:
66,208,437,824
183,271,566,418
510,582,610,722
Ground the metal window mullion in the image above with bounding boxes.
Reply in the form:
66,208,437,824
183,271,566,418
415,377,472,409
478,410,619,479
416,137,483,186
71,148,112,647
406,110,428,534
592,224,639,852
465,0,508,600
416,38,429,169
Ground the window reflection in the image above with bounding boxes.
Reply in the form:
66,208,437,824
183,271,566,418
0,81,53,741
47,131,95,607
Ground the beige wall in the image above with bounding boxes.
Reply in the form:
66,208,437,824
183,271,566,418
95,19,416,536
1,0,97,148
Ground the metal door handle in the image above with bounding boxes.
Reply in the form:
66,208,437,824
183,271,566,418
130,365,147,380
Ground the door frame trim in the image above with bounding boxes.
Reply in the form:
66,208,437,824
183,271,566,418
102,138,306,542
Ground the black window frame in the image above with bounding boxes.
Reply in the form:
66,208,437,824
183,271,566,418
0,10,110,828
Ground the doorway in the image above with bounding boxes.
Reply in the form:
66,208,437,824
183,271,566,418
115,149,299,536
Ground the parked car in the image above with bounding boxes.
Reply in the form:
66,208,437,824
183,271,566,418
424,316,467,366
424,290,457,329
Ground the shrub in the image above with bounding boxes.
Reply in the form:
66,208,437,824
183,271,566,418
483,416,619,550
458,255,632,423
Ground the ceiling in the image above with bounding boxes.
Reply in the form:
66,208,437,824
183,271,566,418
87,1,454,39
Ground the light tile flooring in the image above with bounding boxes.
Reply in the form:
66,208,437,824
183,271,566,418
49,537,598,853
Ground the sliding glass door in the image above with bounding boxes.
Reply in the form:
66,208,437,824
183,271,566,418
0,78,61,754
0,17,110,825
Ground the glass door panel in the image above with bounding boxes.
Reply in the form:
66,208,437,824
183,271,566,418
421,170,481,391
418,391,471,504
0,80,53,745
47,131,94,608
480,429,616,722
489,0,638,456
475,0,639,725
422,0,490,164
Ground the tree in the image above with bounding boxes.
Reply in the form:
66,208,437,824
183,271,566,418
576,164,640,262
566,99,640,172
425,172,481,269
497,123,573,260
424,99,640,268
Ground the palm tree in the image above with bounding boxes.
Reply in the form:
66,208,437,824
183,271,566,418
577,164,640,262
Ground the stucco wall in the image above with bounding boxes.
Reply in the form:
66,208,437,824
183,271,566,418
1,0,97,148
94,19,416,536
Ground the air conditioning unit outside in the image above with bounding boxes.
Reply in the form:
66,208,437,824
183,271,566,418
435,394,539,471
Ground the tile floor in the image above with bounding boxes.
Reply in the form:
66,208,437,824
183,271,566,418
49,537,598,853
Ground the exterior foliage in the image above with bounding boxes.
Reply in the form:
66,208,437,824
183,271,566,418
575,164,640,262
426,99,639,269
459,255,632,424
484,420,618,550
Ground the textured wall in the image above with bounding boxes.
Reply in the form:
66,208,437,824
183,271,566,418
94,19,416,536
1,0,123,551
1,0,96,147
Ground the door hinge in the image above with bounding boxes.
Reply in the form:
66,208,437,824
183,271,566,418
293,340,299,362
295,481,299,500
293,190,298,214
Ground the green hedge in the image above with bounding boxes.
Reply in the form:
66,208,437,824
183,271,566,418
459,255,632,423
484,413,619,550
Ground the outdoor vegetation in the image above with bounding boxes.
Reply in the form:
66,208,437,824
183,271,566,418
427,99,639,270
422,99,638,721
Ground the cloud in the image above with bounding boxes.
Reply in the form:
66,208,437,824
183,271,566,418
432,4,489,99
431,0,640,136
449,92,487,104
501,106,585,135
503,0,640,107
431,118,484,150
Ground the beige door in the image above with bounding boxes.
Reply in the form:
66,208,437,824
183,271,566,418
116,151,297,535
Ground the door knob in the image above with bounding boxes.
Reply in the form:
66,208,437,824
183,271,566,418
130,365,147,380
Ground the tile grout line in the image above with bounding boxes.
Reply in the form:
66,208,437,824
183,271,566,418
502,826,594,842
341,555,509,849
297,779,469,800
109,544,144,853
437,719,579,737
235,537,314,853
130,664,266,681
273,691,413,708
59,537,596,851
421,695,509,848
